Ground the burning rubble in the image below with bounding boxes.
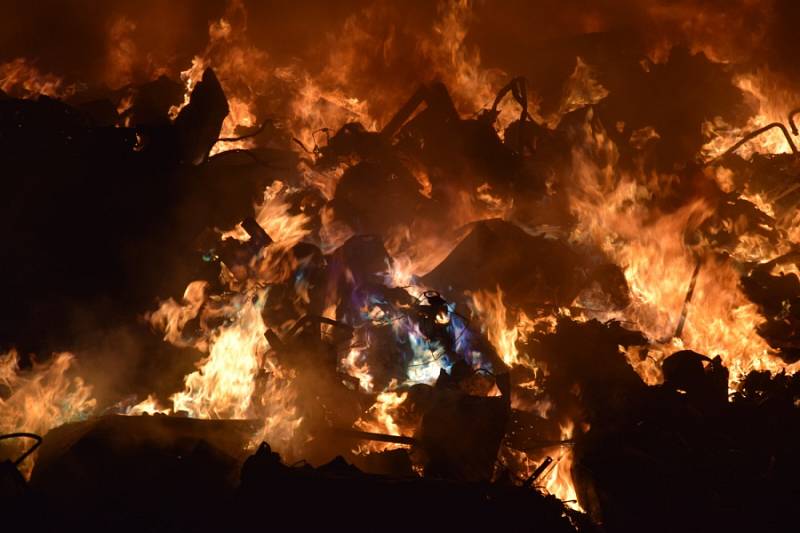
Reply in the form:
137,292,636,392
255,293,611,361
4,1,800,531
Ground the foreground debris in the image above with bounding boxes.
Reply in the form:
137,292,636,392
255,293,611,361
4,415,592,533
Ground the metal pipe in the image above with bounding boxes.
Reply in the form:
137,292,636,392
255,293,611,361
674,257,703,339
788,108,800,136
522,456,553,488
327,428,417,446
0,432,43,467
719,122,797,159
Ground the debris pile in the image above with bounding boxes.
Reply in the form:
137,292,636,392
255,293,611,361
3,4,800,532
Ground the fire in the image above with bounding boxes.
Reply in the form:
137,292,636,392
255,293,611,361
169,56,207,120
148,280,209,348
543,421,581,510
340,347,374,393
211,98,257,155
140,284,304,457
0,350,95,477
353,384,410,454
252,181,312,246
703,71,800,160
475,183,514,219
168,3,270,155
125,394,170,416
170,293,264,419
250,363,303,456
285,74,376,151
565,108,792,386
8,0,800,521
469,290,581,503
469,288,540,369
426,0,503,115
164,0,516,162
498,422,582,512
0,58,77,99
134,182,313,457
124,1,799,502
545,57,610,128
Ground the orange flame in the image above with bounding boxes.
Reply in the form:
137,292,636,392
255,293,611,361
0,58,77,99
703,70,800,160
0,350,95,477
353,382,411,454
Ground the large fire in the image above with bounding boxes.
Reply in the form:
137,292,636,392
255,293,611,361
4,0,800,523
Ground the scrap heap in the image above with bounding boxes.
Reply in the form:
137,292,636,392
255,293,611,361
3,2,800,532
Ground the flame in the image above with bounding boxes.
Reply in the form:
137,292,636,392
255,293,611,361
475,183,514,219
568,109,791,385
126,394,170,416
0,350,95,477
468,290,584,503
170,293,264,419
140,184,310,457
545,57,610,128
340,347,374,393
542,421,582,510
499,421,582,512
469,288,542,369
252,182,312,245
643,1,771,65
285,72,377,151
250,363,303,456
703,70,800,160
164,0,518,164
8,0,800,515
168,5,269,155
426,0,504,115
211,97,257,155
0,58,77,99
145,285,304,457
168,56,207,120
148,280,209,348
353,383,410,454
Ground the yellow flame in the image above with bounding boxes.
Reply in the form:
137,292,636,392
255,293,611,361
468,288,541,368
126,394,170,416
0,350,95,477
702,71,800,160
542,421,582,511
353,382,410,454
340,347,374,393
568,110,791,385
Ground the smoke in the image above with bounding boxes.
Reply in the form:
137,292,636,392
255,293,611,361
2,1,796,104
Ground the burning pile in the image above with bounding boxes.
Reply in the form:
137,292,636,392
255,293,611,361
4,1,800,531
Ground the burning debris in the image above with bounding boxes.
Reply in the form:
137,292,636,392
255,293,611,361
4,1,800,531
